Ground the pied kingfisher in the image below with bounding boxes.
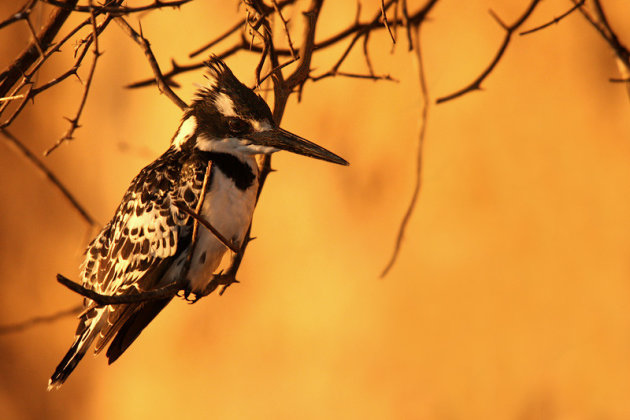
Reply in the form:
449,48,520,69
48,57,348,390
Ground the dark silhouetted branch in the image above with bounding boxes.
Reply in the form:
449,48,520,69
520,0,584,36
174,202,241,254
1,129,97,226
381,23,428,278
381,0,396,44
57,274,183,305
115,16,187,110
0,0,79,98
0,0,37,31
45,9,101,156
436,0,541,104
0,305,82,334
41,0,192,14
572,0,630,98
128,0,439,90
272,0,297,58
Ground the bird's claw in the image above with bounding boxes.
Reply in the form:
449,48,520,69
182,286,202,304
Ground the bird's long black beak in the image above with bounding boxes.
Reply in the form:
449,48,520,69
245,128,349,166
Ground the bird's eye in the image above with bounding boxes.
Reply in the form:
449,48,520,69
227,118,250,134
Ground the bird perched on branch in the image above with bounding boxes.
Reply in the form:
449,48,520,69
48,57,348,390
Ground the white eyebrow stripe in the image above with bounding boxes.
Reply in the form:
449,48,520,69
172,116,197,149
214,92,236,117
249,119,272,132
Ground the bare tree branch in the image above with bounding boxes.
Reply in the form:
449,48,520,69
0,0,37,31
271,0,297,58
381,23,429,278
380,0,396,44
572,0,630,99
188,0,295,59
1,129,97,226
0,0,79,98
174,201,241,254
44,8,102,156
520,0,584,36
57,274,183,305
0,14,93,122
41,0,192,14
189,19,244,58
436,0,541,104
115,16,187,110
128,1,439,90
0,305,82,334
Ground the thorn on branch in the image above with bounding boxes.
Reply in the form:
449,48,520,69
41,0,193,15
115,16,187,110
44,9,102,156
130,1,437,90
272,0,298,59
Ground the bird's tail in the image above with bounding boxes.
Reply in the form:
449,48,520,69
48,306,106,391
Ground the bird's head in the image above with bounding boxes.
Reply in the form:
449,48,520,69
172,57,348,166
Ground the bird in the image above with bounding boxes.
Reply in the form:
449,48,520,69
48,57,348,390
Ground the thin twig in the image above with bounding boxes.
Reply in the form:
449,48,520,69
436,0,541,104
381,0,396,44
313,0,397,81
272,0,297,58
311,71,397,82
41,0,192,14
174,201,240,253
0,12,100,126
177,163,212,301
0,0,79,98
208,0,325,296
189,19,244,58
0,94,24,102
1,129,97,226
392,0,401,49
44,8,101,156
0,0,38,31
572,0,630,100
190,164,212,247
401,0,413,49
115,16,187,110
520,0,585,35
258,55,299,86
25,16,45,58
381,24,428,278
0,305,82,334
129,1,439,90
0,86,32,129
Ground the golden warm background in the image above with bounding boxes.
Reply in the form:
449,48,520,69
1,1,630,419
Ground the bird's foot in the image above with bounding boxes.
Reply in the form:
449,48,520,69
181,286,202,304
201,271,240,297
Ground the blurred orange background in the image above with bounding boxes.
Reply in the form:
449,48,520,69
1,0,630,419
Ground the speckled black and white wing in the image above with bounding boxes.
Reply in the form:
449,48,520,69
81,148,205,296
49,147,206,389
